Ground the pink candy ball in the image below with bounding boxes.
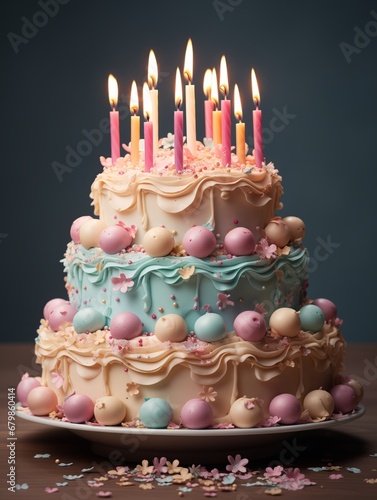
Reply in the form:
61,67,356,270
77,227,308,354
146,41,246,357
180,398,213,429
17,376,41,406
43,298,70,320
182,226,217,258
269,393,302,424
312,298,338,324
70,216,92,244
99,225,132,254
330,384,358,414
224,227,255,256
233,311,266,342
27,386,58,416
48,303,77,331
110,312,143,340
63,394,95,423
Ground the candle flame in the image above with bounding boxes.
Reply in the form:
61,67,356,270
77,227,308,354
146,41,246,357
175,67,183,109
184,38,193,83
251,68,260,108
211,67,219,108
219,55,229,97
148,50,158,88
108,74,118,109
143,82,152,120
130,80,139,115
234,84,242,122
203,68,212,98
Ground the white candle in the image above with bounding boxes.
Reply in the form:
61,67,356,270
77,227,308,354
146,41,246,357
148,50,159,152
184,38,196,155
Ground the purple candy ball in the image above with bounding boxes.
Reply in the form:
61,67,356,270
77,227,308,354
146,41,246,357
233,310,266,342
110,312,143,340
63,394,95,423
224,227,256,256
330,384,358,414
312,298,338,323
180,398,213,429
182,226,217,258
269,393,302,424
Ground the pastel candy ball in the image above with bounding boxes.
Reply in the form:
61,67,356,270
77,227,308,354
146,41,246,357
110,312,142,340
70,216,92,244
94,396,127,426
43,298,70,320
229,397,264,428
303,389,334,419
48,303,77,331
27,386,58,416
299,304,325,333
73,308,106,333
264,219,291,248
312,298,338,324
154,314,188,343
194,313,226,342
224,227,255,256
99,225,132,254
283,216,306,242
182,226,217,258
63,394,95,423
341,377,364,405
269,308,301,338
143,227,175,257
79,218,107,249
233,310,266,342
269,393,302,424
139,398,173,428
330,384,358,414
180,398,213,429
16,375,41,406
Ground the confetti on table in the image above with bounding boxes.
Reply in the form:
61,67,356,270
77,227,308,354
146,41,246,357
34,454,50,459
346,467,361,474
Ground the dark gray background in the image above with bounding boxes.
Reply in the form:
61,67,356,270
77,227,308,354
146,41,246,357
1,0,376,342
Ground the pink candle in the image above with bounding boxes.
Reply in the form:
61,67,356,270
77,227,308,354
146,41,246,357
108,74,120,164
174,67,184,172
144,121,153,172
251,68,264,168
203,69,213,139
143,82,153,172
220,56,231,166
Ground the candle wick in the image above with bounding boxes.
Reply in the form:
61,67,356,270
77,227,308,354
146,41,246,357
184,71,191,84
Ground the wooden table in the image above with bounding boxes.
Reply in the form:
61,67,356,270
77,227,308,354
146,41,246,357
1,343,376,499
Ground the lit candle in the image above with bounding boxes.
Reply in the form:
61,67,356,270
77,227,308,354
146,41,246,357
211,67,222,146
130,81,140,165
143,82,153,172
251,68,264,168
148,50,159,152
108,74,120,164
220,55,231,167
174,68,184,172
184,38,196,155
203,68,214,139
234,84,246,164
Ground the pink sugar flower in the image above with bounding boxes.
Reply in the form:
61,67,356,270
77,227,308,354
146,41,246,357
111,273,134,293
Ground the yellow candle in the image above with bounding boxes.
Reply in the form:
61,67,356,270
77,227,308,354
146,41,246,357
211,67,222,146
234,83,245,164
130,81,140,165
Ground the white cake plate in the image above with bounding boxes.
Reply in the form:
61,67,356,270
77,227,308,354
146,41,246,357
17,404,365,464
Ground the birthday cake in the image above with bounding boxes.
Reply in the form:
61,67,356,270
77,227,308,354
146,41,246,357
17,46,363,429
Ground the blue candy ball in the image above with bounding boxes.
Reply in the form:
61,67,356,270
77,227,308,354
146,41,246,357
73,308,106,333
299,304,325,333
194,313,226,342
139,398,173,428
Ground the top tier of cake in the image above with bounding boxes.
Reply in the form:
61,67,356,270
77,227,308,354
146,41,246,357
91,143,283,245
